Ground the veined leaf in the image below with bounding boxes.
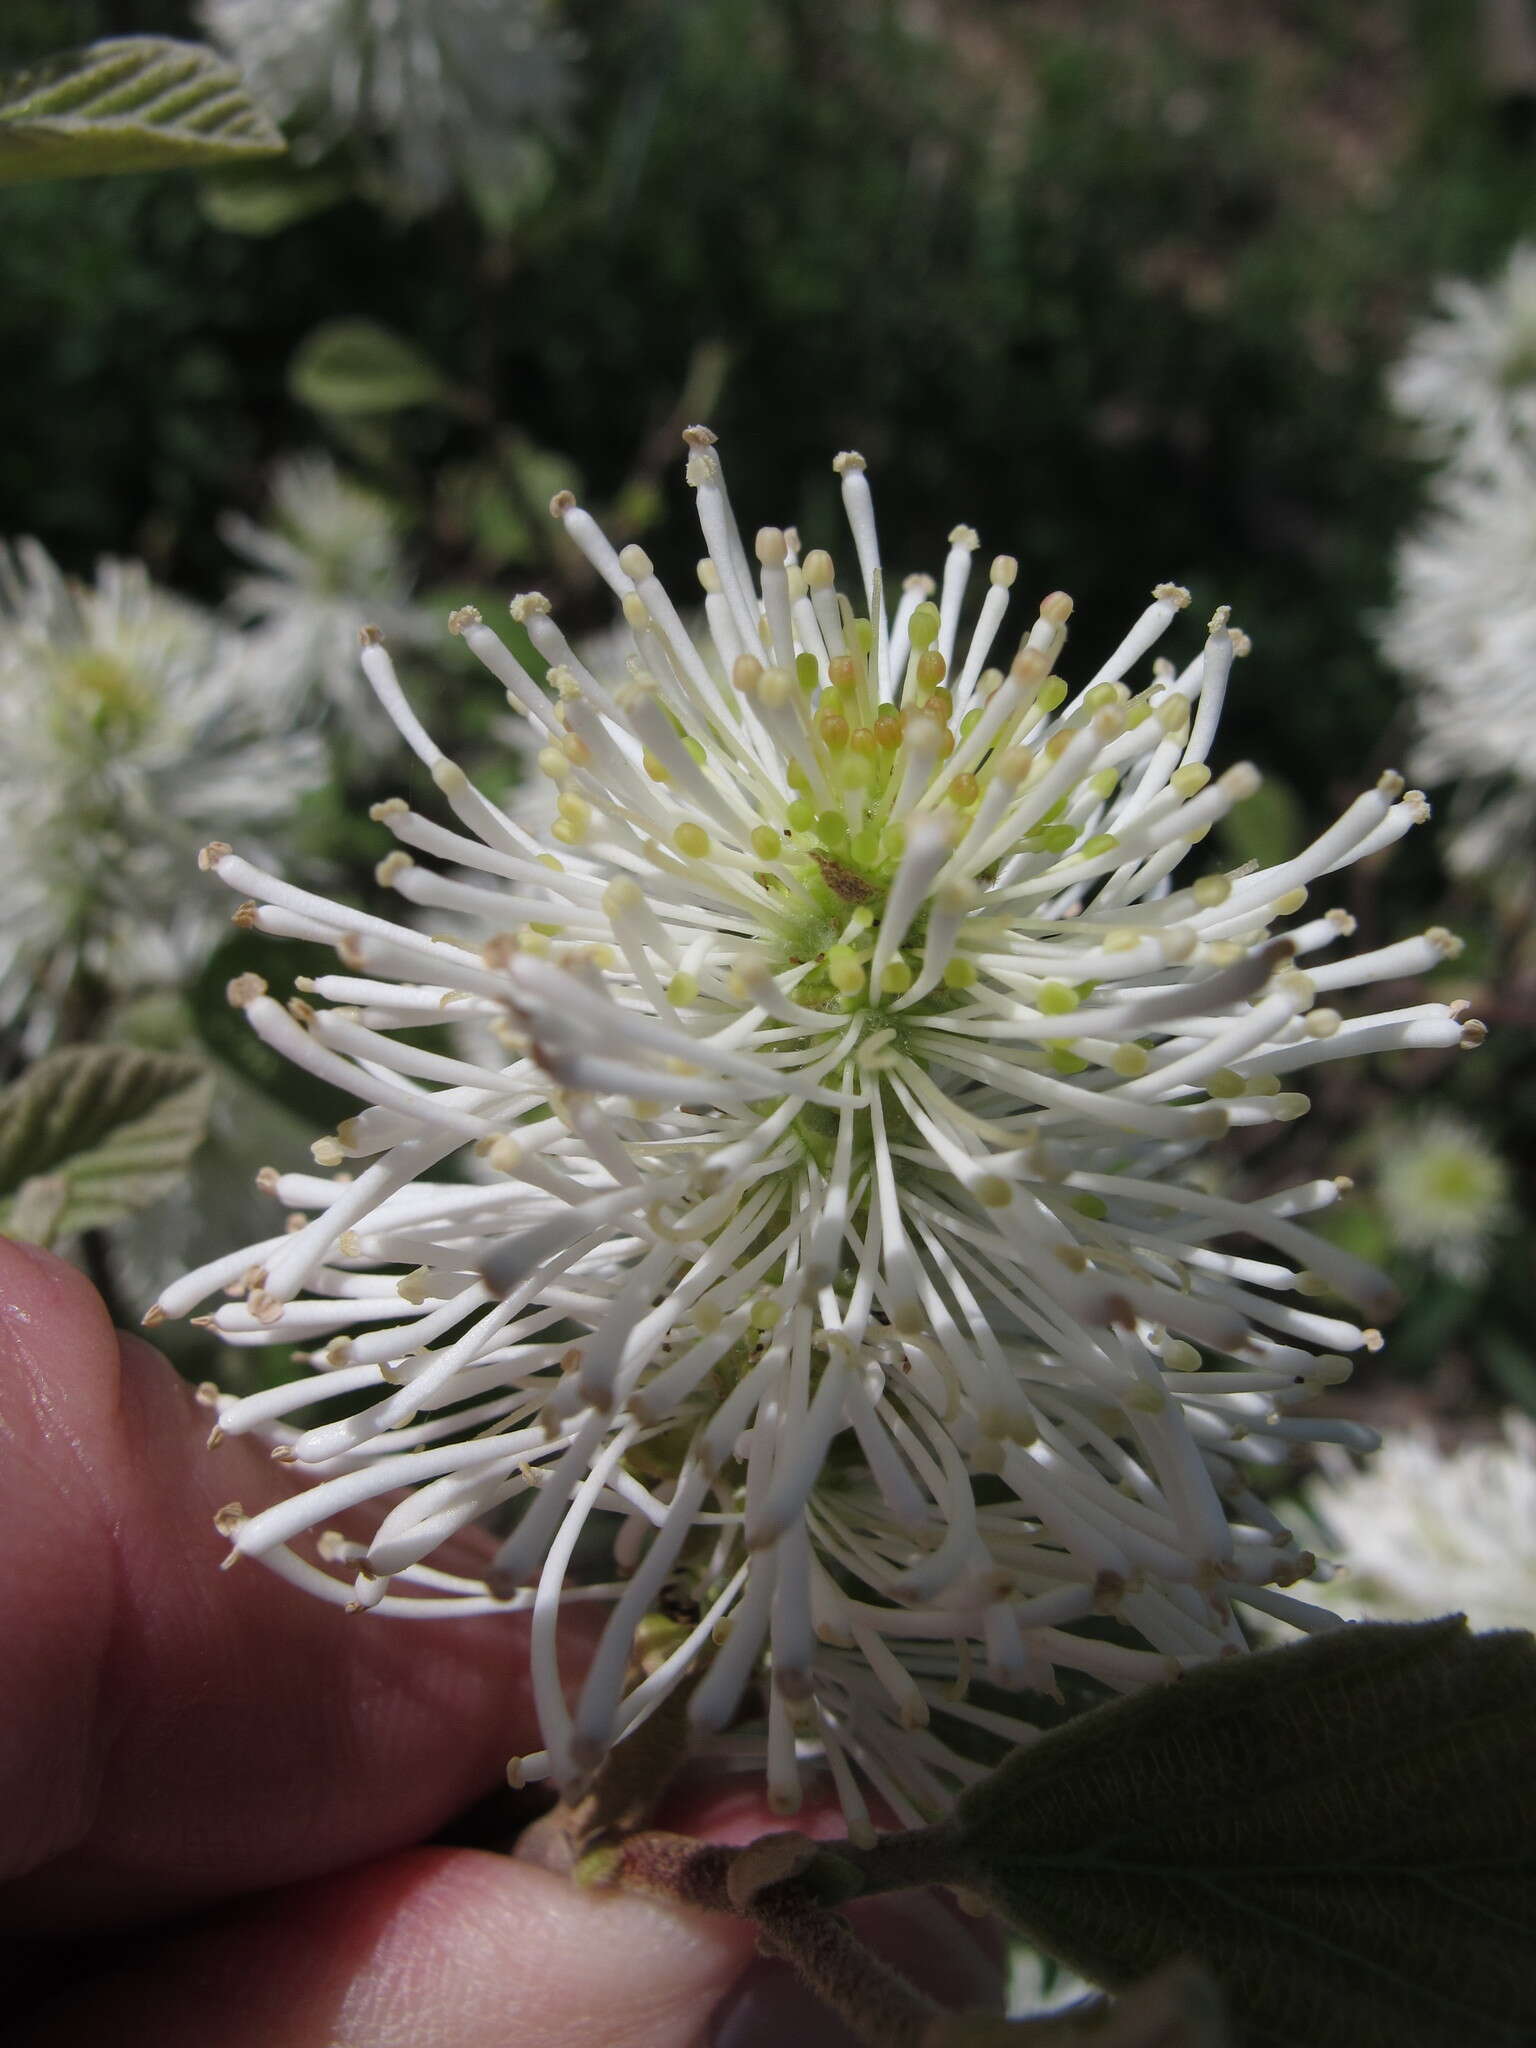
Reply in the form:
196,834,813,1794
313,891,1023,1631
0,1045,213,1247
289,319,453,417
951,1618,1536,2047
0,37,284,186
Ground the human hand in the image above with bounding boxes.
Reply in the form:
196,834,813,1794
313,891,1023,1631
0,1238,1004,2045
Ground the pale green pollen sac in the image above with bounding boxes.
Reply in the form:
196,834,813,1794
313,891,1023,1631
837,751,877,794
666,970,699,1006
959,707,984,739
1069,1193,1108,1220
880,954,913,995
943,956,977,989
674,821,711,859
795,651,820,690
826,945,865,996
748,1297,780,1332
1160,1339,1203,1374
1088,768,1120,801
1109,1043,1148,1077
1206,1068,1246,1099
1036,677,1069,715
1170,762,1212,799
750,824,782,863
816,810,849,848
1031,823,1079,855
682,735,708,768
787,797,817,834
786,760,810,793
850,826,883,867
1078,832,1119,860
1037,980,1080,1016
1192,873,1231,909
853,618,875,656
1082,681,1120,713
908,601,941,651
1049,1045,1089,1074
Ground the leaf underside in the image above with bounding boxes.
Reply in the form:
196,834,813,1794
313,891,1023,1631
0,36,284,186
0,1044,213,1245
955,1617,1536,2047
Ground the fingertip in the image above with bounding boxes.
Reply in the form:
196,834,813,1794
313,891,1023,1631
17,1847,763,2048
0,1246,573,1923
0,1236,118,1381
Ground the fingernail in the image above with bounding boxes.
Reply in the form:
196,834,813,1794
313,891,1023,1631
706,1891,1005,2046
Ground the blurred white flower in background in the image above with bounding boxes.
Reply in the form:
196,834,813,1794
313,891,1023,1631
1389,240,1536,472
0,539,323,1053
1379,243,1536,867
1376,1111,1511,1282
1379,457,1536,867
1296,1416,1536,1633
201,0,580,216
222,452,430,753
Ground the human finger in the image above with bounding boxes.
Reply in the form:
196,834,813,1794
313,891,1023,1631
14,1840,1003,2047
0,1240,592,1927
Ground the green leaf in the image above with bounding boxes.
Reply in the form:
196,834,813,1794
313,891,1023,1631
189,930,357,1134
199,159,349,236
0,37,284,186
952,1618,1536,2048
1214,771,1303,872
0,1045,214,1247
289,319,453,417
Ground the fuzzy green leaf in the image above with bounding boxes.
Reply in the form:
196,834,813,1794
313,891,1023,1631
952,1618,1536,2048
0,38,284,186
289,319,453,417
0,1046,213,1246
199,159,349,236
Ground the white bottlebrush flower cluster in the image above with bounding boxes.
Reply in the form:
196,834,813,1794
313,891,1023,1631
1296,1415,1536,1634
201,0,580,215
158,432,1482,1830
0,539,322,1052
222,452,429,755
1389,241,1536,472
1376,1111,1511,1283
1380,243,1536,868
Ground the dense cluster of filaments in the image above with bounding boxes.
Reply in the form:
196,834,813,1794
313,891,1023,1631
157,429,1482,1834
